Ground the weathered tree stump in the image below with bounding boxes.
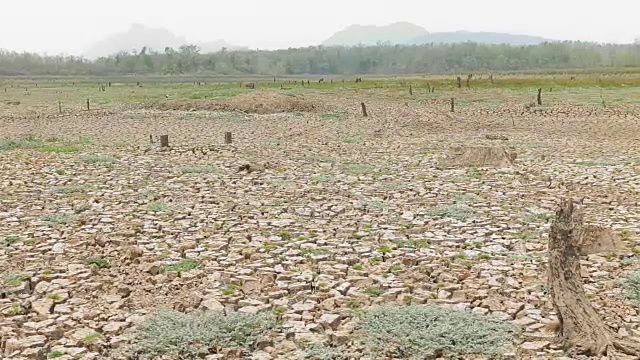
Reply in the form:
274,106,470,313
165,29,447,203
225,132,233,144
466,74,473,88
149,134,154,144
457,77,462,88
361,102,368,117
86,99,90,111
450,98,455,112
548,199,640,357
160,135,169,148
409,84,413,95
58,100,62,114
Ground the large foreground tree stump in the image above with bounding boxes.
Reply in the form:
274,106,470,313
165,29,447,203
548,199,640,356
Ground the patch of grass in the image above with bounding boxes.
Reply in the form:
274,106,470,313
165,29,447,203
43,213,74,225
161,259,200,273
54,169,65,175
0,136,81,153
574,160,620,167
125,310,279,359
352,264,364,271
2,235,22,247
518,233,535,240
342,136,364,144
378,245,392,254
80,154,115,165
343,163,375,175
272,305,287,316
6,303,24,315
365,200,386,210
359,305,518,358
41,144,80,153
278,231,292,241
181,166,218,174
312,175,334,183
304,343,346,360
525,213,554,222
301,248,328,256
321,113,340,120
47,293,62,301
147,201,173,213
86,257,110,269
47,351,65,358
392,239,430,249
222,285,236,296
83,332,101,345
425,204,473,221
364,287,385,297
53,185,85,194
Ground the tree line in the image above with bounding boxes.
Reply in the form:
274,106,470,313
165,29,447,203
1,41,640,76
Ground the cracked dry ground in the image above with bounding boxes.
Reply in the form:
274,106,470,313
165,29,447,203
2,90,640,359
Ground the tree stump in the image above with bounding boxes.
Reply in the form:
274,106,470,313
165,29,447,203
548,199,640,356
361,102,368,117
225,132,233,144
457,76,462,88
160,135,169,148
450,98,455,112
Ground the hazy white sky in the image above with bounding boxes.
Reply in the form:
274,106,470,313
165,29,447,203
1,0,638,55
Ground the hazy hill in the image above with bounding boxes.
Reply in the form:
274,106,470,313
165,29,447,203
411,31,550,45
323,22,551,46
84,24,244,59
322,22,428,46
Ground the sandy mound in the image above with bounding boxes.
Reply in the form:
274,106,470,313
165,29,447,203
438,146,517,168
152,91,320,114
577,225,627,256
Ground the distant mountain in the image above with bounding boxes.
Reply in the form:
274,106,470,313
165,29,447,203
323,22,551,47
84,24,245,59
322,22,428,46
411,31,550,45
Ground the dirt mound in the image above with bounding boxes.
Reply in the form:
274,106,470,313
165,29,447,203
153,91,320,114
577,225,627,256
438,146,517,168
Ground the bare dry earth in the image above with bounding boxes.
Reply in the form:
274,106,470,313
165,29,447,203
2,90,640,359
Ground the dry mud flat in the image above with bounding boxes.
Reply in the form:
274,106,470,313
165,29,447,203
2,91,640,359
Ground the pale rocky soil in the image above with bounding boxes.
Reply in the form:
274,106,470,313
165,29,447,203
2,89,640,359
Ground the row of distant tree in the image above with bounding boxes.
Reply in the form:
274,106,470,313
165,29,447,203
1,41,640,76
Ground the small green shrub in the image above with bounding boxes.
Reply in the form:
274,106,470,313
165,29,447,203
425,204,473,221
161,259,200,273
47,351,65,358
2,236,22,247
364,287,384,297
0,136,81,153
624,271,640,303
304,343,346,360
359,305,518,358
86,257,110,269
81,154,115,165
53,186,85,194
125,310,279,359
43,213,74,224
343,163,375,175
147,201,173,213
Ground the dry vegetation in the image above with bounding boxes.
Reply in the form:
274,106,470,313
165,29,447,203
2,73,640,359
